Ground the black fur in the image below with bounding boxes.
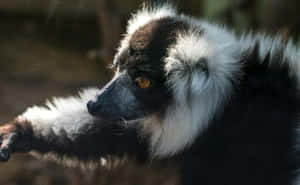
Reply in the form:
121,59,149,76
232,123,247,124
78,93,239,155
30,120,149,163
180,47,300,185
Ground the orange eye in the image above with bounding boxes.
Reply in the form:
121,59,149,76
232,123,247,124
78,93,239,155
136,77,151,89
112,66,118,73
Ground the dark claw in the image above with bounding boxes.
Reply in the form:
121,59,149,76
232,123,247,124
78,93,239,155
0,147,10,162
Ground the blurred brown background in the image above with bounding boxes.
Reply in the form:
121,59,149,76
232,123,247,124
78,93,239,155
0,0,299,185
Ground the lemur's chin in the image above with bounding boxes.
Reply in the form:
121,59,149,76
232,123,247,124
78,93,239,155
89,111,120,122
91,112,118,121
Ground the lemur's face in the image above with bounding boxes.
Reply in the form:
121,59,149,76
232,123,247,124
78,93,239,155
87,18,188,121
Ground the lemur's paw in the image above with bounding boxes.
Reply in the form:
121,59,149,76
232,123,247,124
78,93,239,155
0,118,32,162
0,124,18,161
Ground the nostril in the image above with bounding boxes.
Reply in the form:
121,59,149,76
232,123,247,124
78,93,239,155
87,101,95,115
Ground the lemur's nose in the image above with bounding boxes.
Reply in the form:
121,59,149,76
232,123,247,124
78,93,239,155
87,101,97,116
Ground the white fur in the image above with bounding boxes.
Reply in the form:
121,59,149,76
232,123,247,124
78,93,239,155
20,88,99,140
147,22,242,157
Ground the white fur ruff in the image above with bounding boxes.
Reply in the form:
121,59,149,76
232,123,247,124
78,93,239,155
150,24,241,157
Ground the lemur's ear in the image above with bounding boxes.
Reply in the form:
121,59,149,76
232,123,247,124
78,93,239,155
164,56,209,88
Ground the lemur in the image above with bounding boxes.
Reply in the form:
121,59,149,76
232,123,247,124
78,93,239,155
1,3,300,185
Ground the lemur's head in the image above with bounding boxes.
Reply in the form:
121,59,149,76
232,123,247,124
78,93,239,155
87,4,241,157
88,16,185,121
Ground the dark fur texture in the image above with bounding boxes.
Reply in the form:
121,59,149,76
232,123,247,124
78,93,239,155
32,121,149,163
181,47,300,185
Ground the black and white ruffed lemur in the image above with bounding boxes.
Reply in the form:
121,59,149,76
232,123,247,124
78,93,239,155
1,4,300,185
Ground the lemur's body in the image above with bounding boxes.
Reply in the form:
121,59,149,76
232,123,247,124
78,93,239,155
1,4,300,185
